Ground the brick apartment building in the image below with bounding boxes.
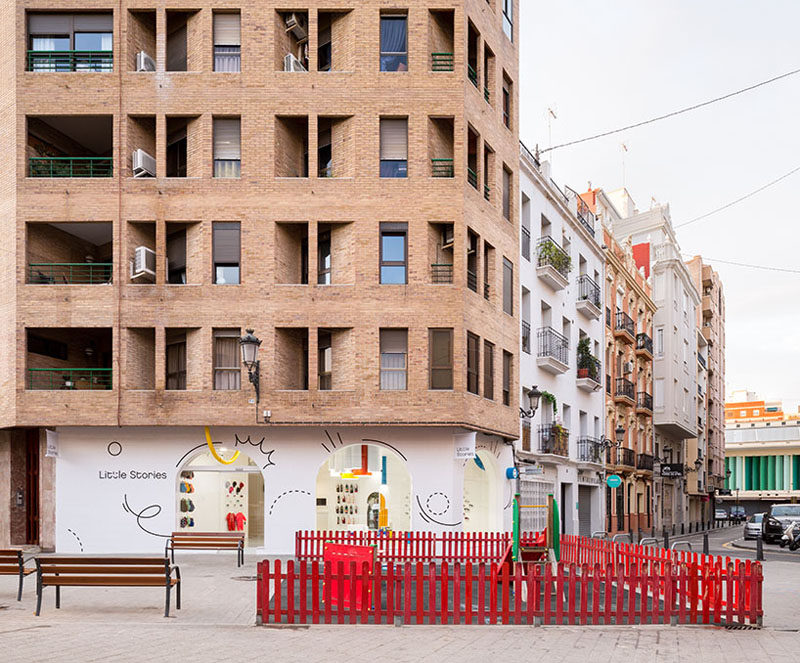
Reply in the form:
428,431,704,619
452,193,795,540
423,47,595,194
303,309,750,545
0,1,520,553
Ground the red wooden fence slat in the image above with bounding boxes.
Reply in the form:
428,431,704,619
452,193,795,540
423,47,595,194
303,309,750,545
500,563,510,625
579,563,588,625
453,563,461,625
478,563,486,626
543,563,552,626
403,562,412,625
298,561,307,623
386,563,394,624
415,561,424,625
514,562,523,625
441,563,450,625
360,561,370,624
465,563,474,625
287,560,295,624
489,563,498,626
567,563,576,625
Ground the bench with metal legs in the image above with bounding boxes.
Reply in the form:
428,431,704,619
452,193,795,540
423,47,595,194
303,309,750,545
0,550,34,601
166,532,245,567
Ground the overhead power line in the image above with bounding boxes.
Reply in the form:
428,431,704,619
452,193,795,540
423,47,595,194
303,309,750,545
675,164,800,228
540,67,800,153
681,254,800,275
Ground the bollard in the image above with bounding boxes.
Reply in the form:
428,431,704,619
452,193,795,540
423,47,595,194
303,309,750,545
672,524,676,536
681,523,685,535
703,532,709,556
689,522,693,534
663,528,670,550
757,535,764,561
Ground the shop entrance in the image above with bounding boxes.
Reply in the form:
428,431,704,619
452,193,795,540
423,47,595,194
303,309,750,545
176,449,265,548
463,449,499,532
315,444,411,532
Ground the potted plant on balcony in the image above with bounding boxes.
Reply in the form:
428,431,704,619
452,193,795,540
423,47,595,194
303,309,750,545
577,337,593,379
538,239,572,274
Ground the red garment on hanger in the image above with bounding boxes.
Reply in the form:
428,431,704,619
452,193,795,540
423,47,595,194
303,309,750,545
234,512,247,531
226,512,236,531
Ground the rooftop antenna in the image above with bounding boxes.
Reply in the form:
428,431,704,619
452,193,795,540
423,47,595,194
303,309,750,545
547,107,557,165
620,142,628,187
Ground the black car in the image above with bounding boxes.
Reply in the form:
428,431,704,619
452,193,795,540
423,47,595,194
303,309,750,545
762,504,800,544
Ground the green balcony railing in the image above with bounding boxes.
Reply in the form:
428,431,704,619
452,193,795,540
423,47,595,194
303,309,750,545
484,86,490,103
483,184,490,201
467,64,478,87
27,50,113,72
467,167,478,189
28,263,113,284
29,157,113,178
431,158,454,178
27,368,112,390
431,52,454,72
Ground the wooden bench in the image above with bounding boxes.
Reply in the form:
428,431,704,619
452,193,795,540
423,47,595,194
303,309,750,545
166,532,245,567
0,549,34,601
35,556,180,617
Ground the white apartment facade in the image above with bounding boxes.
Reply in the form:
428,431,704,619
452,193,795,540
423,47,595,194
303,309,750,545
518,145,606,537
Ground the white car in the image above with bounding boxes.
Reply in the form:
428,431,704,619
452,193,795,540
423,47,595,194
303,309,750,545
744,513,763,540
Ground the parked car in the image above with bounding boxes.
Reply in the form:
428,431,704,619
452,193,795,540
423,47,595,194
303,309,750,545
743,513,763,540
730,505,746,523
714,508,728,521
762,504,800,544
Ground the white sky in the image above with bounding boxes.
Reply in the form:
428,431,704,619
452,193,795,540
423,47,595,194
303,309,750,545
519,0,800,412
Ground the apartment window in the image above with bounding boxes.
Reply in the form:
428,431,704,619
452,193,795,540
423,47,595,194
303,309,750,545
502,75,512,129
502,258,513,315
27,13,113,72
166,337,186,390
213,222,240,284
380,14,408,72
166,227,186,284
318,230,331,284
483,340,494,400
429,328,453,389
213,329,240,390
502,0,513,40
213,117,241,177
380,118,408,178
213,13,241,72
318,22,332,71
502,350,512,405
467,332,480,395
380,329,408,390
380,223,407,284
654,379,664,408
655,327,664,357
502,166,511,220
318,330,332,390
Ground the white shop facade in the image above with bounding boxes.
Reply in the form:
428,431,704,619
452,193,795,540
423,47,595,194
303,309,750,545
52,425,514,555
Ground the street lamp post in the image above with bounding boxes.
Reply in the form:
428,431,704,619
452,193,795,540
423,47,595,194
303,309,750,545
239,329,262,404
595,425,625,533
519,385,542,420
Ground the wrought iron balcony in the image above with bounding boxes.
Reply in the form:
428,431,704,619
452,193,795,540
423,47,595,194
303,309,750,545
431,158,454,178
28,262,112,284
27,50,112,72
636,391,653,412
536,236,571,279
537,326,569,366
431,263,453,284
615,377,635,402
605,374,611,394
618,447,635,467
431,52,454,72
577,437,602,464
29,157,113,178
697,353,707,369
538,424,569,457
577,274,601,308
521,226,531,261
636,332,653,356
521,320,531,354
637,453,654,471
577,355,601,389
614,311,635,340
27,368,112,390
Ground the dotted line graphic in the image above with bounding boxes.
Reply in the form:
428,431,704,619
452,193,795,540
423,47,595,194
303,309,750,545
426,492,450,516
66,528,84,552
269,490,311,516
107,441,122,457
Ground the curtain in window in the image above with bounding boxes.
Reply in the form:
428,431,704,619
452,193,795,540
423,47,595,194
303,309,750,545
429,329,453,389
380,329,407,390
380,16,407,71
214,13,241,72
213,118,241,177
214,333,241,390
166,341,187,390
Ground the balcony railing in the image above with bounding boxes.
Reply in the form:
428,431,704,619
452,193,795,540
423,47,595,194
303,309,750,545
467,268,478,292
431,263,453,284
27,50,113,72
566,186,596,237
28,262,112,284
636,332,653,355
483,184,490,201
614,311,635,338
618,447,635,467
521,320,531,354
467,167,478,189
605,374,611,394
483,281,490,300
484,86,490,103
27,368,112,390
577,437,602,464
538,424,569,457
697,353,707,369
615,377,634,401
537,326,569,366
431,52,454,72
606,306,611,328
577,355,601,383
636,391,653,412
431,158,454,178
577,274,600,308
637,453,654,471
29,157,113,178
521,226,530,261
467,64,478,87
536,236,571,278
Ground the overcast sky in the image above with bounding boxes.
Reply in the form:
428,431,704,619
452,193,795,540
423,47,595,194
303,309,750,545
519,0,800,412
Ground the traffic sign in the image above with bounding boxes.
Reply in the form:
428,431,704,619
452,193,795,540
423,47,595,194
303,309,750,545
606,474,622,488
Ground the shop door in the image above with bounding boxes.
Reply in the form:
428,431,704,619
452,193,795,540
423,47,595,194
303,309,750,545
578,486,592,537
25,430,40,545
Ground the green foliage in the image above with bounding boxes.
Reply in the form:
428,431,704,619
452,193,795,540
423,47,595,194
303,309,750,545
540,389,557,414
537,238,572,275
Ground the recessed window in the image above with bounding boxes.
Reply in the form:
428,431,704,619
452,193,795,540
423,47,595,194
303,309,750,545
429,328,453,389
502,257,513,315
483,340,494,400
380,14,407,72
380,223,407,284
213,117,241,178
213,12,241,72
213,328,240,390
467,332,480,395
380,329,407,390
502,350,512,405
380,118,408,178
213,222,240,284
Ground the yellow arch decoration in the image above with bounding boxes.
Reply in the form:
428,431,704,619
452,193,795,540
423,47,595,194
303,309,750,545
204,426,240,465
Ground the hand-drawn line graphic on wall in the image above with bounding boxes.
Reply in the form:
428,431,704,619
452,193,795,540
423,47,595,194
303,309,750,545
416,495,460,527
426,492,450,516
122,494,171,539
234,434,276,469
107,441,122,457
66,528,84,552
269,490,312,516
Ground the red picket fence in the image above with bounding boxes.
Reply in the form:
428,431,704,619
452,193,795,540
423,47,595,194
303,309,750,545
256,557,762,627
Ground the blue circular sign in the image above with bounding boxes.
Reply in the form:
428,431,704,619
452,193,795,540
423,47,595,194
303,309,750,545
606,474,622,488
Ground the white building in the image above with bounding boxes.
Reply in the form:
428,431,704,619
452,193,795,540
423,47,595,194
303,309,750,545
518,145,606,536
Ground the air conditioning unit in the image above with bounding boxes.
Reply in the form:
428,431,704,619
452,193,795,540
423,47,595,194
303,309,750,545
284,53,307,72
441,226,454,249
136,51,156,72
284,12,307,40
130,246,156,280
132,149,156,178
623,361,634,374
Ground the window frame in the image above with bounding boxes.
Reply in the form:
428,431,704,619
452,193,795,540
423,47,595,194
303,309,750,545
502,350,512,406
429,328,453,390
379,13,408,72
213,328,241,391
467,331,480,395
379,223,408,284
379,117,408,178
379,328,408,390
212,221,241,285
212,117,241,178
502,257,513,315
483,339,494,400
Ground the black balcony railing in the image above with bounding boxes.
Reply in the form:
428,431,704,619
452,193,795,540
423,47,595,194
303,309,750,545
467,269,478,292
615,311,635,338
697,353,707,369
538,424,569,457
637,453,654,471
536,236,571,278
575,197,595,237
615,377,634,401
605,374,611,394
521,320,531,354
637,391,653,412
577,355,601,383
636,332,653,355
521,226,530,261
618,447,635,467
537,326,569,366
577,437,602,464
577,274,601,308
431,263,453,283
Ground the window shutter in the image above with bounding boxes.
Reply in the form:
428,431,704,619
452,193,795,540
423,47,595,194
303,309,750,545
380,119,407,160
213,222,240,264
214,13,240,46
73,13,113,31
28,13,72,33
380,329,407,354
213,118,241,160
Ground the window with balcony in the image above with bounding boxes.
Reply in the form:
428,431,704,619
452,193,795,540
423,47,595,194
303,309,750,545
275,115,308,177
26,12,113,72
213,12,241,72
380,118,408,178
483,340,494,400
212,222,240,285
316,222,354,285
467,21,479,87
428,116,454,178
380,329,407,390
27,115,113,178
380,13,407,72
380,223,407,284
26,328,112,390
467,332,480,395
429,328,453,389
429,222,454,283
502,350,512,406
166,116,199,178
166,224,187,284
502,257,513,315
27,222,112,284
213,117,241,178
276,11,308,71
467,126,479,189
467,229,479,292
429,10,454,72
276,328,309,390
128,10,155,72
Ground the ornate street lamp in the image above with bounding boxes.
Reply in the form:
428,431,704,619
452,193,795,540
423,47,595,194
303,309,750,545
239,329,262,403
519,385,542,419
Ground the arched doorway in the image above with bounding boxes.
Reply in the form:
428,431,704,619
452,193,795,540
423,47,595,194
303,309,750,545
176,448,264,547
315,443,411,532
463,449,500,532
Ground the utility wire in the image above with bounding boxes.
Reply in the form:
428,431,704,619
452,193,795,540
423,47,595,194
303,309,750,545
681,254,800,274
676,164,800,228
540,67,800,153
